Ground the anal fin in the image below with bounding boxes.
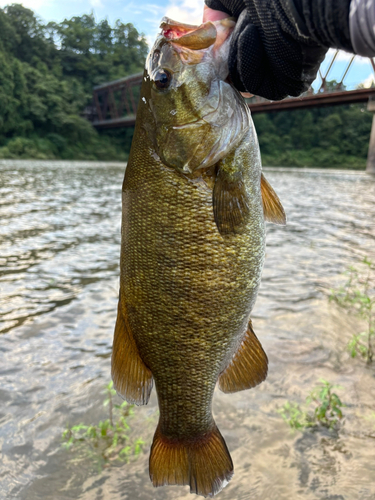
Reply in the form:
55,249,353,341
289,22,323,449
111,297,153,405
261,173,286,225
219,320,268,393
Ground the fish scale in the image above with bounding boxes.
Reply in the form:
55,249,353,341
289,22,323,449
121,119,263,447
112,16,285,497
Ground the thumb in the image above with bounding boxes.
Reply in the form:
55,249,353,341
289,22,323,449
203,5,229,22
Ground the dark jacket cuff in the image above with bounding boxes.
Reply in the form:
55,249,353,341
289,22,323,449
349,0,375,56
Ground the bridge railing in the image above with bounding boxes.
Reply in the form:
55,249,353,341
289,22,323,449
90,51,375,129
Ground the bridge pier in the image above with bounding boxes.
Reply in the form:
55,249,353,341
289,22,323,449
367,98,375,173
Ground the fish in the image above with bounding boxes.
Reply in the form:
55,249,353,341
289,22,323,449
111,16,286,498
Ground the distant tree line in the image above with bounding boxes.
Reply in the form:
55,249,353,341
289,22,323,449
0,4,147,160
253,101,373,169
0,4,372,167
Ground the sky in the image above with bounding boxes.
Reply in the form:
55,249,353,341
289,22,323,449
1,0,374,90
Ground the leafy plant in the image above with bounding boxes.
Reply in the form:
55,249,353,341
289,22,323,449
278,379,345,431
306,379,344,428
329,257,375,363
62,381,144,468
278,401,310,430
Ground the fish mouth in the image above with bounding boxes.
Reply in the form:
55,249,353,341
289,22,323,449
159,16,235,51
160,17,217,50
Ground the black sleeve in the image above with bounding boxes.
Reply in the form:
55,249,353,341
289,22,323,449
205,0,353,100
350,0,375,56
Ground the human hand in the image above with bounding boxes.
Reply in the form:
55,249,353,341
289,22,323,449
203,5,228,23
203,0,352,101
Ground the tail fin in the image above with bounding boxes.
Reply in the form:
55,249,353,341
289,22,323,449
149,423,233,497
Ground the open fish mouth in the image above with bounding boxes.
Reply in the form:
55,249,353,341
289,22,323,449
160,16,236,51
160,17,218,50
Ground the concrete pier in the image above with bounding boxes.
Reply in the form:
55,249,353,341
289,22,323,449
367,98,375,173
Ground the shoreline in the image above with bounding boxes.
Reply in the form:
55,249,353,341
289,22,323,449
0,159,372,175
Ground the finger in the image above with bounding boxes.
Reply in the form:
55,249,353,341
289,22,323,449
203,5,229,22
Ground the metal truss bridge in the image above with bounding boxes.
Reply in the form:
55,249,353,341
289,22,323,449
88,50,375,172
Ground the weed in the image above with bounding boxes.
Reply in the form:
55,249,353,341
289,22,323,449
278,402,310,430
306,379,344,428
329,257,375,363
62,381,144,468
278,379,345,431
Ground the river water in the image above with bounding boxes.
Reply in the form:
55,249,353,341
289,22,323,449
1,160,375,500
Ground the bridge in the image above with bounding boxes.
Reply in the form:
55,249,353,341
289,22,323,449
89,51,375,173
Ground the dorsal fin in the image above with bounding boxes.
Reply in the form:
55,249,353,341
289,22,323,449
261,173,286,225
218,320,268,393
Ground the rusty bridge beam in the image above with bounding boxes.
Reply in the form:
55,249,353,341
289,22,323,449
93,116,137,129
92,87,375,129
248,87,375,113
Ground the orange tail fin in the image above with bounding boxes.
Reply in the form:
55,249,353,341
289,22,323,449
149,423,233,497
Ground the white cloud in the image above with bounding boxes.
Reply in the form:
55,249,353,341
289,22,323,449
164,0,204,26
123,2,164,17
145,33,156,48
360,73,375,88
142,0,204,48
326,48,369,64
90,0,103,7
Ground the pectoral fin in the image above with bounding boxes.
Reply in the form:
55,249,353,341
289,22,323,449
213,168,250,236
218,320,268,393
261,173,286,225
111,297,153,405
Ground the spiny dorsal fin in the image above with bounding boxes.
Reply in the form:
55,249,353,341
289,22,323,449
218,320,268,393
213,168,250,236
111,297,153,405
261,173,286,225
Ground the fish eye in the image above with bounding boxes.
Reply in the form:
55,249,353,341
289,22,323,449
153,69,172,90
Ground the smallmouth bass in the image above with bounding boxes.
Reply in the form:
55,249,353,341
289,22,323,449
111,16,286,497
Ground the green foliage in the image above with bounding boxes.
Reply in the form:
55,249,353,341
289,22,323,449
1,4,371,165
329,257,375,363
253,102,372,169
0,4,146,160
62,381,144,468
306,379,344,428
278,402,310,430
278,379,345,431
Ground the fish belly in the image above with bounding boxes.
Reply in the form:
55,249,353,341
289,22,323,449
120,149,265,439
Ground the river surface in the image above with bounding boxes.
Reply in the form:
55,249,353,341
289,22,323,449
1,160,375,500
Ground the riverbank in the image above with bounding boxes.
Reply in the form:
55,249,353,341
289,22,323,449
1,159,371,172
0,129,133,163
0,131,368,169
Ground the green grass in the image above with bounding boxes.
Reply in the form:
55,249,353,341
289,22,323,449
62,382,144,469
329,257,375,363
278,379,345,431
